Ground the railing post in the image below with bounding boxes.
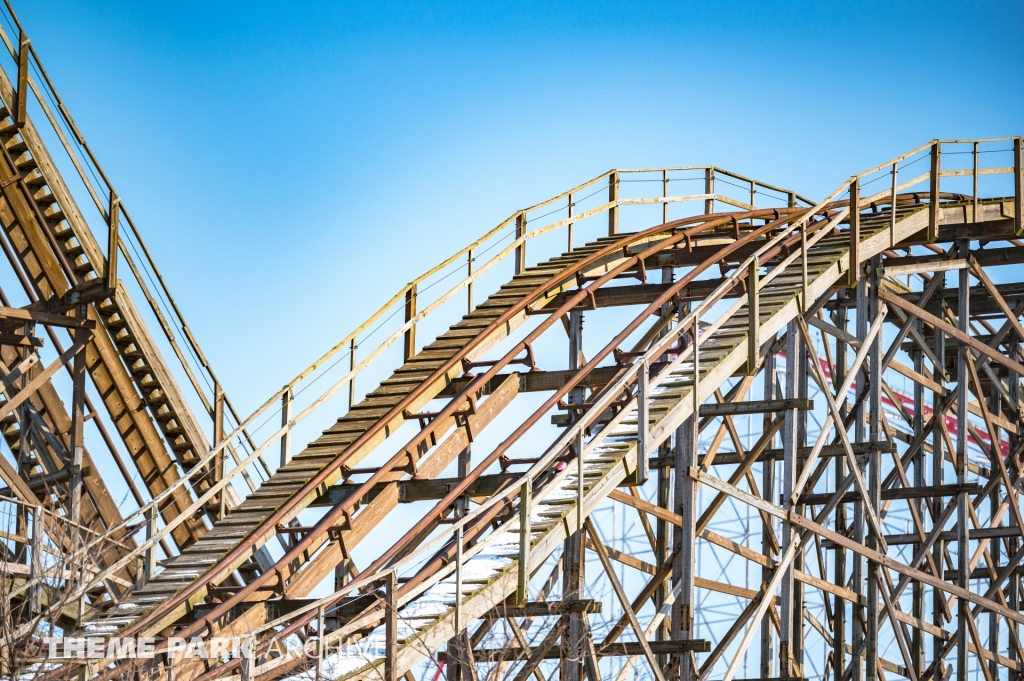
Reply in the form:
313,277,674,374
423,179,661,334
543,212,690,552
70,318,87,529
662,170,669,224
517,477,532,606
928,140,941,242
454,524,463,632
106,192,119,293
704,168,714,214
280,387,293,468
800,221,808,312
145,503,157,583
576,428,585,532
608,171,619,235
136,555,146,591
514,212,526,275
747,258,759,375
14,30,28,127
889,162,898,246
316,604,325,681
466,248,474,315
404,284,417,362
848,178,860,288
1014,137,1023,237
29,505,41,615
214,383,225,519
240,635,255,681
385,570,398,681
636,359,649,486
972,141,979,224
692,313,700,415
349,339,357,409
567,193,574,252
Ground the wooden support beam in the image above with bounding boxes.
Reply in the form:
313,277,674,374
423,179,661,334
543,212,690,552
882,525,1023,546
647,441,895,469
312,472,524,507
482,599,601,619
442,639,711,663
699,398,812,417
0,305,95,329
798,483,982,507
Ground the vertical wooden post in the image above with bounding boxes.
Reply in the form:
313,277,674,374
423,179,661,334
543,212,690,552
656,439,671,668
852,277,867,681
692,313,700,414
928,141,941,242
704,168,714,214
576,428,585,534
672,412,697,681
145,503,157,583
955,242,970,681
760,349,776,678
404,284,417,362
316,604,325,681
636,359,649,486
106,193,119,293
931,276,946,670
14,31,28,127
833,292,848,681
29,505,41,615
385,571,398,681
280,387,292,468
1014,137,1023,237
1009,344,1021,672
778,320,800,679
563,313,586,681
747,258,759,375
69,316,87,529
214,383,225,519
515,212,526,275
517,477,531,606
349,338,357,409
848,178,860,288
454,524,463,633
911,330,924,676
240,635,255,681
456,442,470,518
466,248,474,315
608,172,619,235
988,464,1000,681
865,257,881,681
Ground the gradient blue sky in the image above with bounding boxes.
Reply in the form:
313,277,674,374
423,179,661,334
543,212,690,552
13,0,1022,409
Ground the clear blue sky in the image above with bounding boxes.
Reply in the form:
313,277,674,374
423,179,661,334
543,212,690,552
13,0,1023,411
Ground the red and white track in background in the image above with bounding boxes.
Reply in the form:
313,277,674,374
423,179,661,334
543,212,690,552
780,353,1010,461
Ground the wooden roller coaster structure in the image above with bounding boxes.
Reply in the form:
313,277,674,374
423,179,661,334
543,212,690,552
0,4,1021,681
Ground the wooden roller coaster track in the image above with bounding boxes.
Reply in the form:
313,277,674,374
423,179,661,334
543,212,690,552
0,4,1021,681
